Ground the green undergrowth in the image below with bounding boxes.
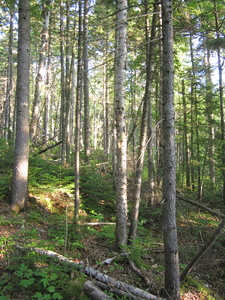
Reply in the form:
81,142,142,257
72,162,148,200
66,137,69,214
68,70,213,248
0,249,87,300
0,144,225,299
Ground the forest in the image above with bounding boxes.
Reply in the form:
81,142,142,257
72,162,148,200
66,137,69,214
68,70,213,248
0,0,225,299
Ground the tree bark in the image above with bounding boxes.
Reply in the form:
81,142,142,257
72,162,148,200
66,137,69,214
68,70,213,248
83,281,114,300
161,0,180,299
83,0,90,161
114,0,128,250
74,0,83,221
10,0,30,213
59,0,66,163
204,38,215,185
213,1,225,204
181,79,190,188
128,1,157,243
4,7,14,142
30,0,51,144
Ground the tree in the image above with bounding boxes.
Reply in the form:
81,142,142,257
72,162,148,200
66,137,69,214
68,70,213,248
3,3,14,142
83,0,90,161
30,0,51,144
128,0,157,244
74,0,83,221
10,0,30,213
213,0,225,204
114,0,128,250
161,0,180,298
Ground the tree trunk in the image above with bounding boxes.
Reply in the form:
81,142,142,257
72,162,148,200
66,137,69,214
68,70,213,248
30,0,51,144
128,1,157,244
59,0,66,163
161,0,180,299
155,5,163,193
103,34,110,158
114,0,128,250
214,1,225,204
83,281,114,300
74,0,83,221
181,79,190,187
4,7,14,142
43,13,52,143
10,0,30,213
83,0,90,161
204,40,215,185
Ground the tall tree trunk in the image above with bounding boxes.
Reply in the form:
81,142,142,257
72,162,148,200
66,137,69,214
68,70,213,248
147,1,159,206
155,4,163,193
4,8,14,142
204,41,215,185
60,0,66,163
189,33,195,191
181,79,190,187
83,0,90,161
189,33,201,198
114,0,128,251
103,34,110,158
214,1,225,203
74,0,83,221
161,0,180,299
128,0,157,244
10,0,30,213
30,0,51,144
43,13,52,143
65,0,71,162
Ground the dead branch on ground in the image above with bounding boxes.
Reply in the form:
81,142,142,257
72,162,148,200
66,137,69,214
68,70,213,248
15,245,164,300
83,280,114,300
177,195,225,219
180,217,225,282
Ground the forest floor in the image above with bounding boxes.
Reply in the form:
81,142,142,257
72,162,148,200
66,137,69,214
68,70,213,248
0,185,225,300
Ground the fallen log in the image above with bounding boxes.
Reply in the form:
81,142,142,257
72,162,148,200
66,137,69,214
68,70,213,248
98,253,152,290
177,195,225,219
15,245,164,300
83,280,113,300
37,140,62,155
180,217,225,282
83,266,163,300
128,258,151,288
93,280,147,300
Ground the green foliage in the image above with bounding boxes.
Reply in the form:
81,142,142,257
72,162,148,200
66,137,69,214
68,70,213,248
80,165,116,220
0,138,13,201
61,276,89,300
0,254,70,300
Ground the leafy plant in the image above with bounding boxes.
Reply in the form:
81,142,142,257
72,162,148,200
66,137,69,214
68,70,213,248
0,254,70,300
